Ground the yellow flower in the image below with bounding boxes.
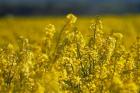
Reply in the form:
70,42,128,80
74,76,81,84
72,76,81,85
113,33,123,40
7,43,14,53
7,43,14,50
36,83,45,93
113,76,123,88
45,24,55,33
66,13,77,24
45,24,55,38
123,81,138,93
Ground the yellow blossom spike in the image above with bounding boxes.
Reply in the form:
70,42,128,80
66,13,77,24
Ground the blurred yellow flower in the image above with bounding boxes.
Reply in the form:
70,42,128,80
66,13,77,24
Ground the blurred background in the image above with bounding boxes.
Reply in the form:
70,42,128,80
0,0,140,16
0,0,140,47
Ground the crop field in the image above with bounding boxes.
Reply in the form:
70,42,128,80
0,15,140,45
0,14,140,93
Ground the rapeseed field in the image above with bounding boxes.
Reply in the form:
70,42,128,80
0,14,139,93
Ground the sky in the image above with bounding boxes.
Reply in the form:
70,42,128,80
0,0,140,16
0,0,140,4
